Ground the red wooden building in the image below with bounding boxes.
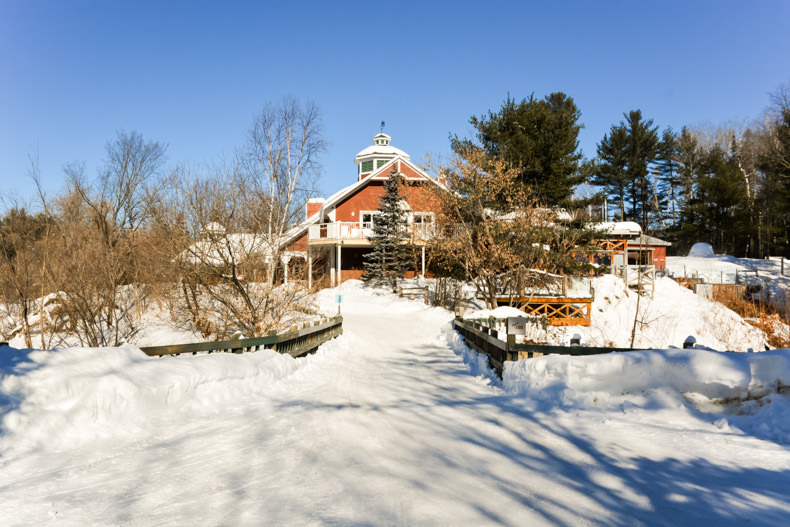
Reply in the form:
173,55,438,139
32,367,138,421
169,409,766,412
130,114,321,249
282,133,446,287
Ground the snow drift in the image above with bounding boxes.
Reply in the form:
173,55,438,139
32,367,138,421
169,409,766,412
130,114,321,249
503,348,790,443
0,344,306,453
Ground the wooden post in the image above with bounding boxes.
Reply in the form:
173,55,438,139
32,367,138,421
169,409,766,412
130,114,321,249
424,285,429,305
308,250,313,290
337,244,342,285
421,246,426,279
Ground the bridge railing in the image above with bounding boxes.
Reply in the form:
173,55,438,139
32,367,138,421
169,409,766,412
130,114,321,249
452,316,636,376
139,316,343,358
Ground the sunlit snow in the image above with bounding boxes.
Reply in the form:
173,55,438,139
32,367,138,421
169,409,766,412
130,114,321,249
1,267,790,525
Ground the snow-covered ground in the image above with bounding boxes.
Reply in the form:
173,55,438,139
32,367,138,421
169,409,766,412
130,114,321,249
1,280,790,526
666,252,790,311
465,274,768,352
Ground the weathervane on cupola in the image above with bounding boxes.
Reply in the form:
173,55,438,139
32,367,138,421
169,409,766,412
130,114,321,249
353,124,409,181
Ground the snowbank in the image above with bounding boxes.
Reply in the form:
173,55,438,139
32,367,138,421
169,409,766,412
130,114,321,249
0,344,306,453
458,274,767,351
503,348,790,443
464,306,528,320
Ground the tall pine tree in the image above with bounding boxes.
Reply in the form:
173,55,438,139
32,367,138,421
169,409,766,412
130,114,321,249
653,128,680,234
362,168,413,291
452,93,584,206
623,110,659,229
592,125,629,220
593,110,659,229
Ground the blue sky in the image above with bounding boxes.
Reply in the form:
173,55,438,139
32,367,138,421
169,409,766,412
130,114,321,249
1,0,789,205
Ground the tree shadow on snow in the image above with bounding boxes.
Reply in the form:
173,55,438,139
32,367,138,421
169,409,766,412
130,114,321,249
0,345,43,435
267,338,790,526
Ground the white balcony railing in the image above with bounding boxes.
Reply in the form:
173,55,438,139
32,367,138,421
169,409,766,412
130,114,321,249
308,222,437,243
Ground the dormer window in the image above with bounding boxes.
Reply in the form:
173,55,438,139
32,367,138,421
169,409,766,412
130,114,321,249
361,160,374,173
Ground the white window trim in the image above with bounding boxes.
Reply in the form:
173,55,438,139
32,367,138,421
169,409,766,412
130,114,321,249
360,210,380,229
412,211,435,224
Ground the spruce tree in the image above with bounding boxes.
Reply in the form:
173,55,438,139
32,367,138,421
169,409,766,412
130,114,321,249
362,168,412,291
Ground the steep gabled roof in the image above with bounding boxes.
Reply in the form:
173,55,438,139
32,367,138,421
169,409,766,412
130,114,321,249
279,155,447,250
321,156,445,215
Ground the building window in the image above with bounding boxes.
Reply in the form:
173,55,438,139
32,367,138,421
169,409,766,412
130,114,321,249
376,159,388,169
413,212,434,224
413,212,435,237
361,211,380,229
361,160,374,173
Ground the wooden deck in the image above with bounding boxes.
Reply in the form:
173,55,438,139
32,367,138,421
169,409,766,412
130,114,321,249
495,296,592,326
598,239,626,255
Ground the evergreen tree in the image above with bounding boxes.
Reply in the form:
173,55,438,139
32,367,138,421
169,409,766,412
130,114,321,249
592,125,629,220
653,128,680,233
679,146,746,254
592,110,659,229
758,103,790,256
362,168,412,291
623,110,659,229
674,127,701,235
452,93,584,206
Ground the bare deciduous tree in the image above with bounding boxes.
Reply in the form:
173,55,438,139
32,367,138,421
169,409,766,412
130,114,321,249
428,146,593,308
241,97,326,285
42,131,167,347
150,165,315,339
0,198,50,348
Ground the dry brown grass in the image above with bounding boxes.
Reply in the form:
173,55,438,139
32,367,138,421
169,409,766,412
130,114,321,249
711,287,790,349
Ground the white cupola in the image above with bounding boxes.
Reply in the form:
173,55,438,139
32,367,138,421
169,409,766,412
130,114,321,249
354,133,410,180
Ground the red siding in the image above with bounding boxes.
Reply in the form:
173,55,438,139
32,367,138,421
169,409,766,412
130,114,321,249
306,201,322,220
653,246,666,271
288,232,308,252
334,180,442,222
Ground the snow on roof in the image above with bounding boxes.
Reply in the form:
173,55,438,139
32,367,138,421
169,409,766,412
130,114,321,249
629,234,672,247
279,136,448,249
354,133,410,163
595,221,642,236
181,233,272,266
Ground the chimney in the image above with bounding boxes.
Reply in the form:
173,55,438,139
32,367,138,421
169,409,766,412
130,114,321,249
306,198,324,220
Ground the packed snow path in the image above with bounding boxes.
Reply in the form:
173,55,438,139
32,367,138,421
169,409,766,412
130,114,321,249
1,282,790,525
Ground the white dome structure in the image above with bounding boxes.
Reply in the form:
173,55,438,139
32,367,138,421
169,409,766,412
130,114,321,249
354,133,410,180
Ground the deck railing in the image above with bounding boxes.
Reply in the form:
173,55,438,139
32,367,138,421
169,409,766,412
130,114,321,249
308,222,437,243
139,316,343,358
